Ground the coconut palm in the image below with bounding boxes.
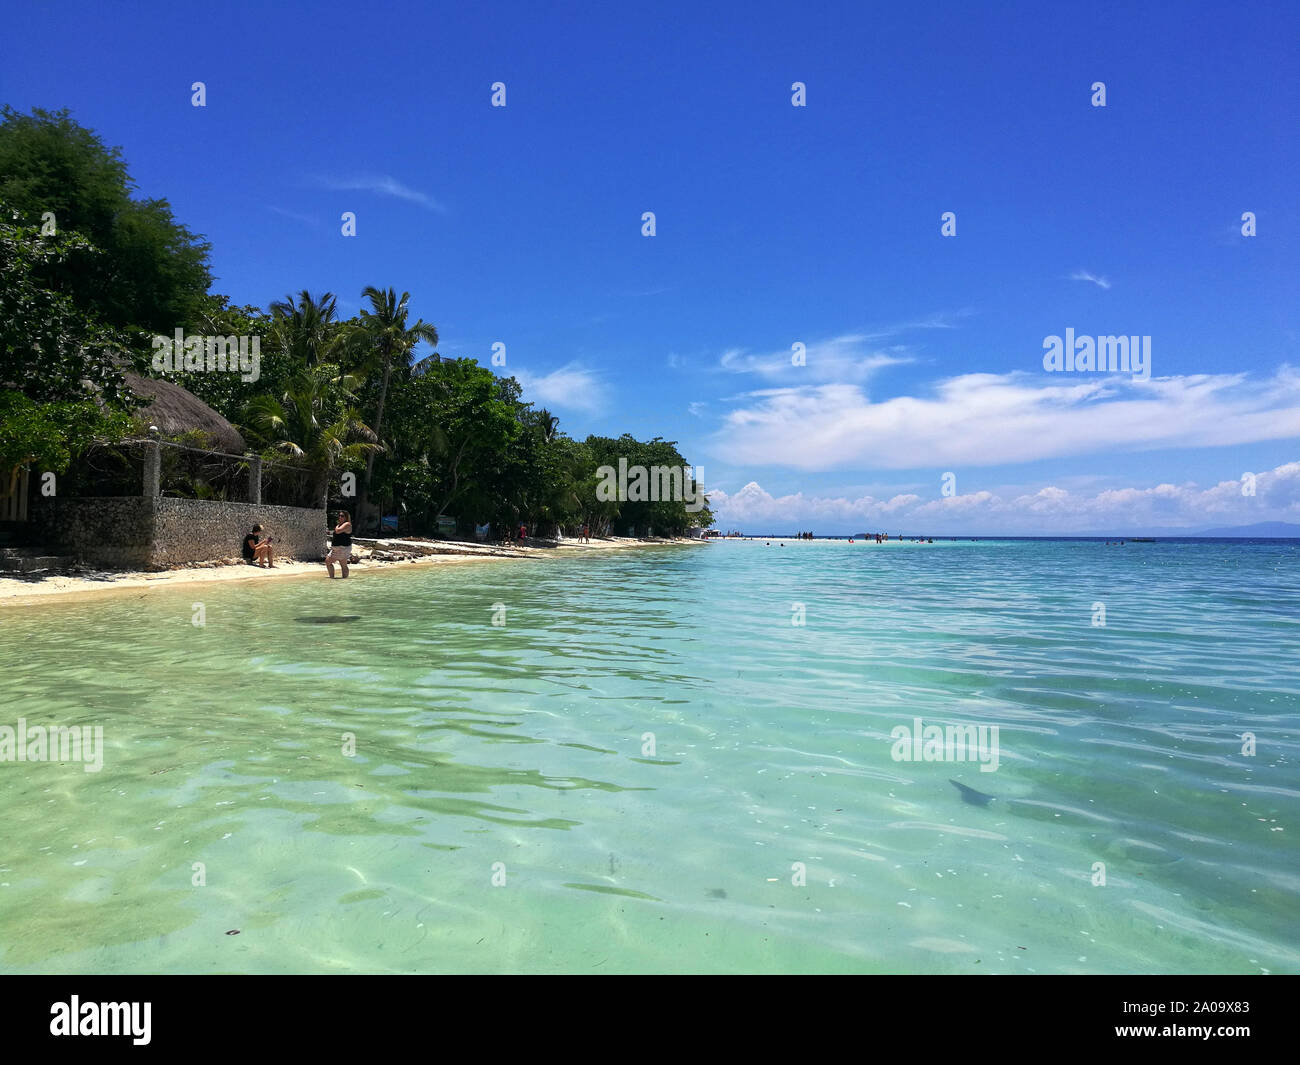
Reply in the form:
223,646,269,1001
243,364,380,503
535,408,559,444
268,290,347,368
356,286,438,525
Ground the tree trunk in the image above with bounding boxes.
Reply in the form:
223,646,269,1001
314,468,330,512
359,354,392,529
434,439,469,521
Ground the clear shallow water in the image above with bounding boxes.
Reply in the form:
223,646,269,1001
0,539,1297,974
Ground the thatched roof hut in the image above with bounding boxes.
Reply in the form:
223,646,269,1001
123,371,245,454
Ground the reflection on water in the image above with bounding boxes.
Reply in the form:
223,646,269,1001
0,540,1297,973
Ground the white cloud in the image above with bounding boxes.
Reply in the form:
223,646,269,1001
715,316,970,385
1071,269,1112,290
707,368,1300,471
706,482,925,530
268,205,319,227
313,174,445,211
706,462,1300,534
510,363,608,415
720,334,913,383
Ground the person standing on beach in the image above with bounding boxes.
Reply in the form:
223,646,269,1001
582,523,590,543
325,510,353,578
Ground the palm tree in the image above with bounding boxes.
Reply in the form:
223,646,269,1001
243,364,380,504
356,286,438,527
268,290,346,367
536,408,559,444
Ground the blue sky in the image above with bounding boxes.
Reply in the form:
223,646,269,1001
5,0,1298,532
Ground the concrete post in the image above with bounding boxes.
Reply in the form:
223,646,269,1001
141,440,161,569
248,454,262,505
142,441,160,500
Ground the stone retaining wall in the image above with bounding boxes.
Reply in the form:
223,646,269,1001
32,497,154,569
152,498,328,567
33,496,327,569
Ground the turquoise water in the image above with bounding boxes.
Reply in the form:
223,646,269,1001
1,539,1297,973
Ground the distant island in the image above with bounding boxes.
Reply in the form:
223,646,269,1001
1044,521,1300,539
1190,521,1300,538
1084,521,1300,539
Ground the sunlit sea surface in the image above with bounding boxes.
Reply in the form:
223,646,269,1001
1,538,1297,973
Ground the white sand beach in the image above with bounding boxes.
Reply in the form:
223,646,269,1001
0,536,704,608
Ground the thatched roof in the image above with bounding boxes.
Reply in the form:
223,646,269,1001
123,371,246,454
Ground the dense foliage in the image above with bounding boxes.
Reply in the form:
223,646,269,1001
0,212,138,474
0,106,212,332
0,107,712,537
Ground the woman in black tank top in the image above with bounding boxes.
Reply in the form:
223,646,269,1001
326,510,353,578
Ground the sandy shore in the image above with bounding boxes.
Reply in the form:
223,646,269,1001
0,536,703,609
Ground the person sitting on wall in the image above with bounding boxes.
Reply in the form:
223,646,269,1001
325,510,353,579
243,524,275,568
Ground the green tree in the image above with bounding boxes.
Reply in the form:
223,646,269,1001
0,211,138,493
0,211,140,405
356,286,438,527
165,295,283,422
582,434,711,536
0,391,131,493
269,290,353,368
0,107,212,332
243,364,380,502
382,359,518,530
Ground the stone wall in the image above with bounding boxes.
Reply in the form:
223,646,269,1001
32,496,327,569
152,498,328,567
32,497,153,569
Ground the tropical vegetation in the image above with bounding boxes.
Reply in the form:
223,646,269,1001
0,107,712,537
